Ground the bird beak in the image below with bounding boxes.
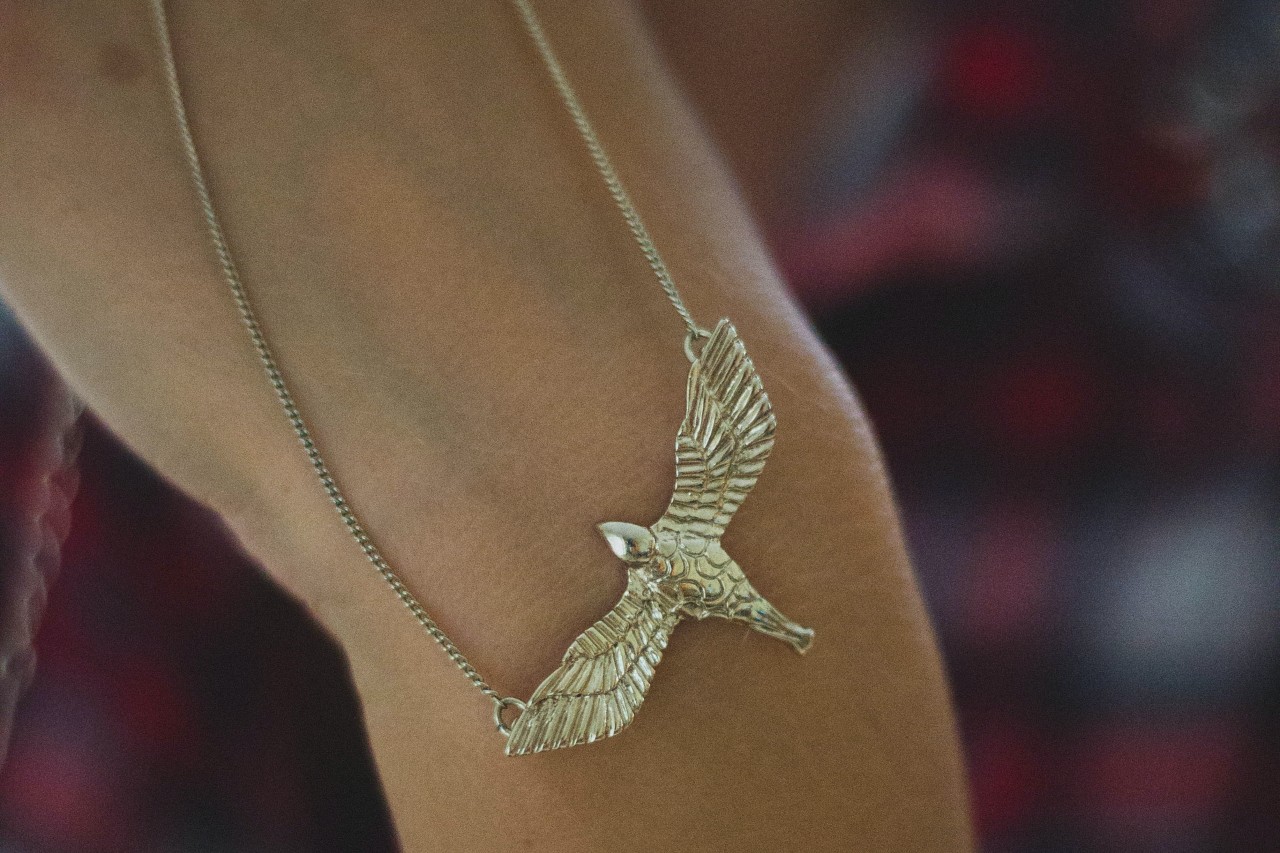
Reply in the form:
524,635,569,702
596,521,653,562
596,522,629,560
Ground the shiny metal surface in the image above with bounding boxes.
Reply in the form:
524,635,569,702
506,319,812,755
149,0,810,754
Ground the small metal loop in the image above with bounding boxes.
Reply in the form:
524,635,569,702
492,696,527,738
153,0,719,728
683,327,712,364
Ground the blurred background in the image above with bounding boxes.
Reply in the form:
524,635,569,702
2,0,1279,850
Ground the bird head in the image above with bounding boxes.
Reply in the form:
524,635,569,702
596,521,655,565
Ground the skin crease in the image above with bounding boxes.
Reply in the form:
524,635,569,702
0,1,973,850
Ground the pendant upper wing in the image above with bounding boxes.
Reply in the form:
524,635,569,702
505,571,684,755
655,319,777,539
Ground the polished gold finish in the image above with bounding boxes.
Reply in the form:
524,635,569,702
149,0,812,755
506,319,813,755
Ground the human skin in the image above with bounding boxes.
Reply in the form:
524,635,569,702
0,1,972,850
641,0,886,223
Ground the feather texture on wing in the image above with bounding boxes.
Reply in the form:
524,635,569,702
656,319,777,538
504,571,683,755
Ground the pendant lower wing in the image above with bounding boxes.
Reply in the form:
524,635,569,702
656,318,777,538
505,571,683,755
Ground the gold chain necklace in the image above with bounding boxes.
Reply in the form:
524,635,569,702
149,0,814,756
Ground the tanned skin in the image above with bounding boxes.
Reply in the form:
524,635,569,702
0,1,971,850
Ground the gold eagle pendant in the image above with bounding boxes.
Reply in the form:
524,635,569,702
503,318,814,756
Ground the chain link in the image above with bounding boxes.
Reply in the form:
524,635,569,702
508,0,704,339
148,0,703,721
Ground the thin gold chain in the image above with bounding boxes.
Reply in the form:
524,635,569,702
507,0,703,338
147,0,704,723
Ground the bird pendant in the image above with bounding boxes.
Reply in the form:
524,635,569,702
504,318,814,756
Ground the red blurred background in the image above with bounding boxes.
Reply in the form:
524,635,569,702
2,1,1278,850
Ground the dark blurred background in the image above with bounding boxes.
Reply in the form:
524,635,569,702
2,0,1279,850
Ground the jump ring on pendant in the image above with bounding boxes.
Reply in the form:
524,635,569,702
492,696,528,738
684,327,712,363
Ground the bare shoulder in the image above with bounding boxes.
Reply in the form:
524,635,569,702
326,328,976,851
0,4,972,849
